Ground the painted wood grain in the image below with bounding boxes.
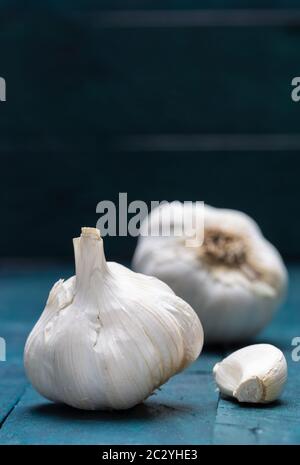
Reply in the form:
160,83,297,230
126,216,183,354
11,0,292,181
213,266,300,444
0,264,299,444
0,364,27,426
0,358,220,445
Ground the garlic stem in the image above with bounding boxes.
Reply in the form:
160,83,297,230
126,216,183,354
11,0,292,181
73,227,108,308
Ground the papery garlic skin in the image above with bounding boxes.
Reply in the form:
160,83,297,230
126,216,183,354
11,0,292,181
24,227,203,411
133,202,287,344
213,344,287,403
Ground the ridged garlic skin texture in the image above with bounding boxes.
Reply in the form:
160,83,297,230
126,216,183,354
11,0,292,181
24,228,203,411
213,344,287,403
133,203,287,344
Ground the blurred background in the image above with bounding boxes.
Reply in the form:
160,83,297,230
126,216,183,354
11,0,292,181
1,1,300,264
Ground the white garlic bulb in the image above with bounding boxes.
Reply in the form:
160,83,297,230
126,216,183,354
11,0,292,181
213,344,287,403
133,202,287,344
24,227,203,411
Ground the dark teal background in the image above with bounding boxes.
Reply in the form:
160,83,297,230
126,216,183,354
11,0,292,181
1,1,300,261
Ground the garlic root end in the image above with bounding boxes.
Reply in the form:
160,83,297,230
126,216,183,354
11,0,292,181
234,376,264,403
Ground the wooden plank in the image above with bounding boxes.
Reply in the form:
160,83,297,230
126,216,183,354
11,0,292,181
213,355,300,444
0,265,299,444
0,266,222,444
0,267,73,324
185,350,223,374
0,266,221,443
0,323,31,363
0,356,220,445
0,363,27,427
212,266,300,444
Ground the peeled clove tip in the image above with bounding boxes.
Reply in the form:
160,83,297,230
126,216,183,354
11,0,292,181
81,227,101,239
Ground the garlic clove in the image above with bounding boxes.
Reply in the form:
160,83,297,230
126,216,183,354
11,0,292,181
133,202,288,344
24,227,203,411
213,344,287,403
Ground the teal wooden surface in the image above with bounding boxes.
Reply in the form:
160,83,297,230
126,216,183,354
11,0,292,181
0,264,299,444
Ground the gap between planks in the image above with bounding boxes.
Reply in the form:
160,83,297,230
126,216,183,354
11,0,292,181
0,384,29,430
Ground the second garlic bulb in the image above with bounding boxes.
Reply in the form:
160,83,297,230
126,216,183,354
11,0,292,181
133,202,288,344
24,227,203,410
